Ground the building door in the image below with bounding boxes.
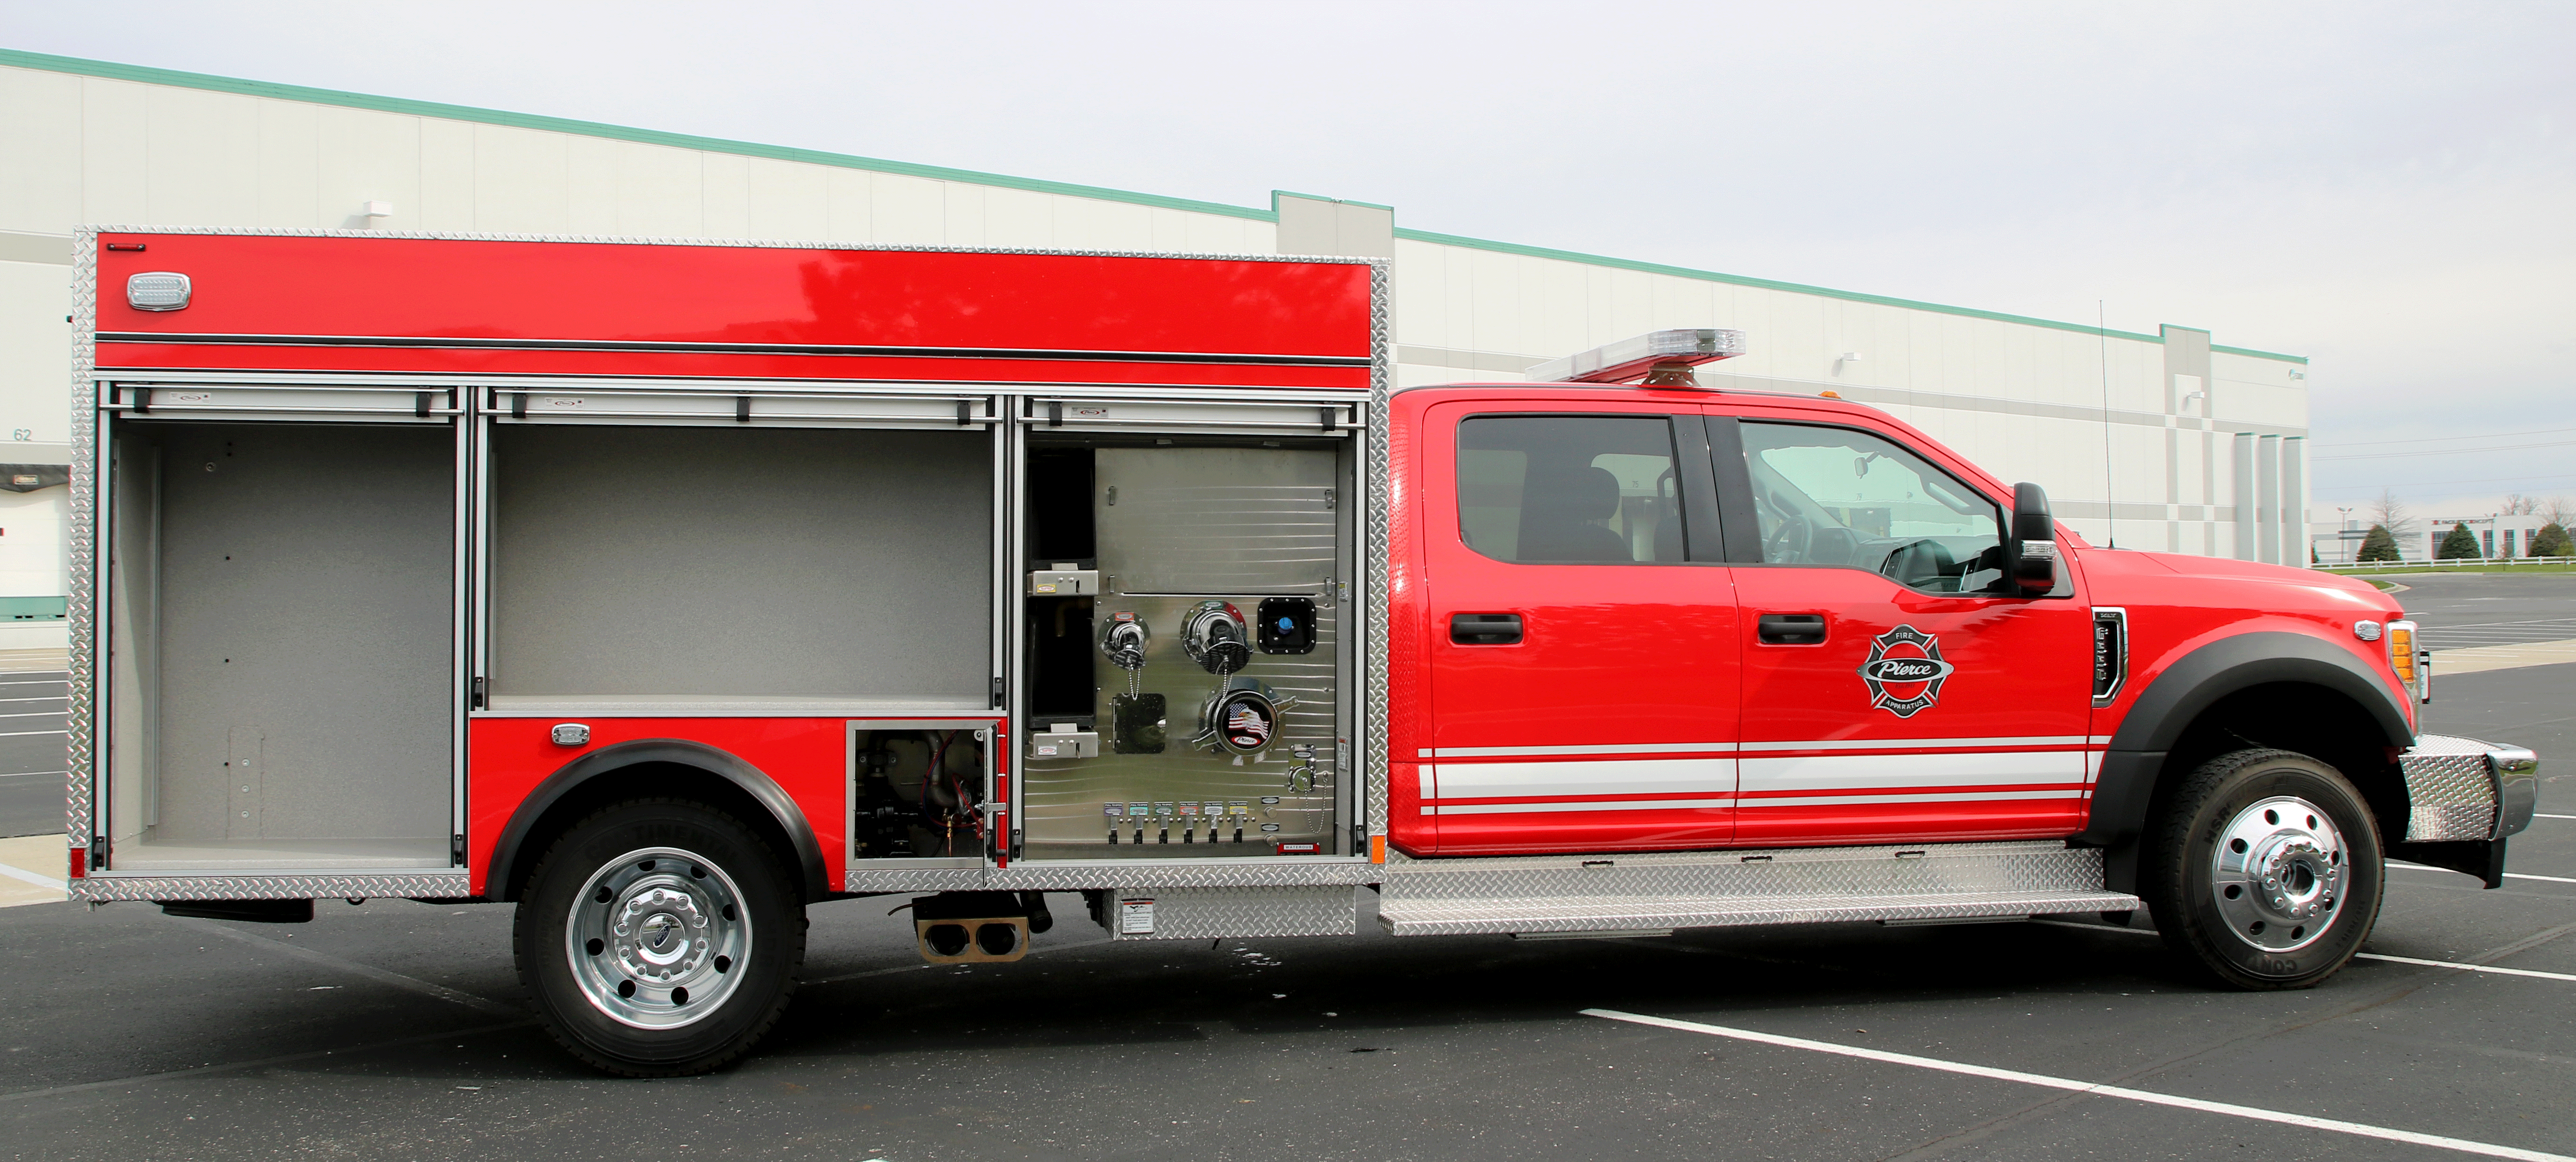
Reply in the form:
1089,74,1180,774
1715,414,2096,847
1415,403,1738,855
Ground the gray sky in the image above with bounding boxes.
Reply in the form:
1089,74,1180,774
9,1,2571,518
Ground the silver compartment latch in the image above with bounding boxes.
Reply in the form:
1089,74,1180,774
550,722,591,746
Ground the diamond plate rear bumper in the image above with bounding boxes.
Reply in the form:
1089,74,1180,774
2399,734,2540,842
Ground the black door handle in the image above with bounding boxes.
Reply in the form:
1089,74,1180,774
1758,614,1826,644
1450,613,1523,645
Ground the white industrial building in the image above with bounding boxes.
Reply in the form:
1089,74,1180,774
0,48,2314,646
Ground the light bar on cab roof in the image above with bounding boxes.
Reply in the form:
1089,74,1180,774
1528,328,1746,386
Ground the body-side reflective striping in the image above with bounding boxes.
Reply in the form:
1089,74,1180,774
1424,757,1733,801
1425,797,1738,816
1738,749,2086,793
1421,742,1735,759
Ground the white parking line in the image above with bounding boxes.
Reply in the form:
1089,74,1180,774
0,711,67,719
2356,953,2576,982
2390,861,2576,885
0,861,65,891
0,730,65,737
0,770,65,778
1583,1009,2575,1162
2537,814,2576,821
2031,919,2576,982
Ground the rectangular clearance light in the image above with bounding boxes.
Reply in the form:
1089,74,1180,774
1528,328,1746,385
125,272,192,312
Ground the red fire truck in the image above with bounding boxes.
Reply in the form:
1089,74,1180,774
64,228,2537,1075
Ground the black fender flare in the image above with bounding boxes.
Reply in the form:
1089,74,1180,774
2082,631,2414,855
485,738,829,903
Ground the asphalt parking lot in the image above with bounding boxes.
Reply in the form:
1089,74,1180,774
0,573,2570,1161
0,660,68,840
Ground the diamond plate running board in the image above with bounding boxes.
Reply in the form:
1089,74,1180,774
1376,840,2139,937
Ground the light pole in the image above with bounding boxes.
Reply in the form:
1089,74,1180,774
2337,506,2357,565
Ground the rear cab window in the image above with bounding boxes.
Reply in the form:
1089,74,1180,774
1457,415,1684,564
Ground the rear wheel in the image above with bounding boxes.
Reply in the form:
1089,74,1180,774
2143,748,2383,989
513,798,804,1075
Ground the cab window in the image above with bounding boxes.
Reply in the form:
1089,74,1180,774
1457,416,1683,564
1739,422,2005,593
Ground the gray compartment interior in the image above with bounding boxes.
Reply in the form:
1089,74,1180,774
107,421,455,865
489,425,992,700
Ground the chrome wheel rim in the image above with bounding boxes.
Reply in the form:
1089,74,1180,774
564,846,752,1029
2209,795,2346,953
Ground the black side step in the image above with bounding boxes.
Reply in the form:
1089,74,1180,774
159,898,315,924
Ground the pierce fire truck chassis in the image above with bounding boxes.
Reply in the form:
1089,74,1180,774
62,228,2539,1074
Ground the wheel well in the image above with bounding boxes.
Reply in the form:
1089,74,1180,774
2150,681,2408,845
492,761,811,904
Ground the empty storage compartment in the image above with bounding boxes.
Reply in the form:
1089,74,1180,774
486,425,993,707
104,421,457,870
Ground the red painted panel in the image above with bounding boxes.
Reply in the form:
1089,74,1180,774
1410,396,1741,855
93,234,1372,364
93,342,1370,389
467,715,1002,896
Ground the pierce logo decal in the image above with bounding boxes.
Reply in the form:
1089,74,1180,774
1858,624,1954,718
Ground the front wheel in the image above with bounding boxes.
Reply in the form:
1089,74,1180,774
2143,748,2383,989
514,798,805,1075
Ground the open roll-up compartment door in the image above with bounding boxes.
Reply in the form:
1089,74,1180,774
486,383,998,430
95,380,467,876
1019,396,1362,438
102,379,463,423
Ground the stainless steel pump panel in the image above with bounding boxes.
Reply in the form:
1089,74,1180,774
1020,446,1344,860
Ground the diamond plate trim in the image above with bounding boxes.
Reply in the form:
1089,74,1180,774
78,222,1379,267
841,868,991,893
841,860,1383,893
1380,840,2106,904
66,227,98,850
1101,886,1360,941
1364,258,1391,841
2399,733,2502,842
70,872,471,902
1379,890,2142,937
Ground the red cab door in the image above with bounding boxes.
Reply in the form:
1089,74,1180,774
1715,413,2095,847
1416,402,1739,855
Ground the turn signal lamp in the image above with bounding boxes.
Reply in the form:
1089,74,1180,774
2387,620,2427,703
1529,328,1746,387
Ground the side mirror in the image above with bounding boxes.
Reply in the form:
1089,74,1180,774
2011,482,2058,595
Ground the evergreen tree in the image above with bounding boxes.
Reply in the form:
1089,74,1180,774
2356,524,2401,563
2532,523,2573,558
2437,522,2481,560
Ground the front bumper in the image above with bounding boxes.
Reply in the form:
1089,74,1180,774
2399,734,2540,842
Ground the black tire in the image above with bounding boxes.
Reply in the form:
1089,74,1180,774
513,798,805,1076
2142,748,2383,989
